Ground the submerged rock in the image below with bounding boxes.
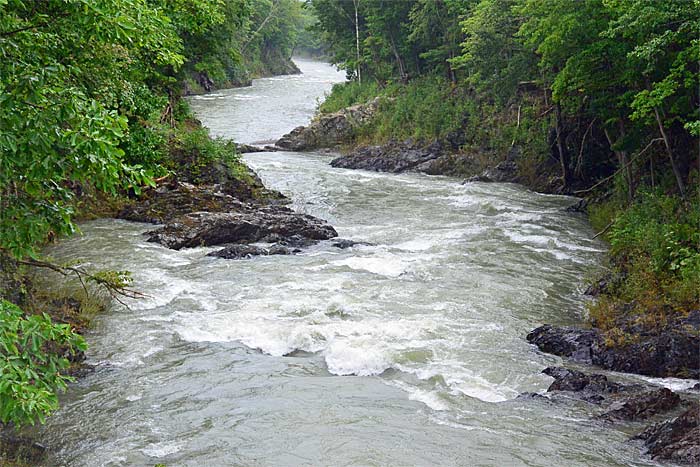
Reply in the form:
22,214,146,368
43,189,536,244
146,208,337,250
634,407,700,465
332,239,373,249
208,243,296,259
601,388,681,421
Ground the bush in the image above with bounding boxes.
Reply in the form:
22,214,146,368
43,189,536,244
0,300,86,427
318,81,381,114
596,191,700,317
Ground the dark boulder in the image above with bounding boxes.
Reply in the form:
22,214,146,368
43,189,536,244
146,208,337,250
332,239,373,249
542,366,629,404
527,325,599,364
118,182,251,224
208,244,295,259
527,315,700,379
634,407,700,464
330,139,444,173
601,388,681,421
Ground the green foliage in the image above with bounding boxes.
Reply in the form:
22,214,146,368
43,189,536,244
0,0,183,259
0,299,86,428
367,77,473,141
318,81,381,114
605,191,700,312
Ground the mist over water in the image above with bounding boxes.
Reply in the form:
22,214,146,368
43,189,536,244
40,59,664,466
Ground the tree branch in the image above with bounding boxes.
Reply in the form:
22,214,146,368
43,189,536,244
17,258,149,308
573,138,663,195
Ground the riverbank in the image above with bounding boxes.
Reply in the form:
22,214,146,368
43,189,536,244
273,91,700,464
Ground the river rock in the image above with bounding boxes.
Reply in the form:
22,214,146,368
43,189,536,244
330,139,445,173
332,239,373,249
542,367,681,420
118,182,251,224
527,325,599,364
146,208,337,250
527,313,700,378
542,367,629,404
208,244,296,259
601,388,681,421
236,143,266,153
276,98,379,151
0,428,46,465
634,407,700,464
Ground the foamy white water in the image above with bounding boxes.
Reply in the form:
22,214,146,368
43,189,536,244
39,59,666,466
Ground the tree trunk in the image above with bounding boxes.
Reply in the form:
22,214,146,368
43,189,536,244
388,32,406,82
603,128,632,203
555,103,571,190
654,107,686,199
618,120,634,201
353,0,362,84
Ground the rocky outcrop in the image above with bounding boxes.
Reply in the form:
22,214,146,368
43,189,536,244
635,407,700,465
527,311,700,378
464,160,519,183
328,137,518,180
330,139,446,173
146,208,337,250
539,366,696,463
119,158,337,258
118,182,251,224
276,99,379,151
541,367,682,420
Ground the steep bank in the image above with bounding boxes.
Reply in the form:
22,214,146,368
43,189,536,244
182,54,301,95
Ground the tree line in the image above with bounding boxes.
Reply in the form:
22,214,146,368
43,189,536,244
0,0,304,433
312,0,698,197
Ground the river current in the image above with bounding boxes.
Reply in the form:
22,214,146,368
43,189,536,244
39,59,677,466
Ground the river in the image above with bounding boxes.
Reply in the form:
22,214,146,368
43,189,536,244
39,59,667,466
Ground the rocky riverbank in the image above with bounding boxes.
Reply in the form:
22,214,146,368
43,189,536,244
520,366,699,464
118,159,338,259
275,101,562,193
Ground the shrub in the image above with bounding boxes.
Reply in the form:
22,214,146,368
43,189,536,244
0,300,86,427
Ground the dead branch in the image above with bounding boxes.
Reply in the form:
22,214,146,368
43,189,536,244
17,258,149,308
573,138,663,195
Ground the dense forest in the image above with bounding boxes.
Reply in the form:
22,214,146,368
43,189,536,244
0,0,308,443
311,0,699,342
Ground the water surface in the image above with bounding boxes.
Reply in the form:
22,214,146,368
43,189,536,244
40,59,669,466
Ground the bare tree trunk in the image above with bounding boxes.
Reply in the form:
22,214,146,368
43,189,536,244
603,128,633,203
353,0,362,84
555,103,571,190
388,32,406,81
654,107,686,199
618,120,634,201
